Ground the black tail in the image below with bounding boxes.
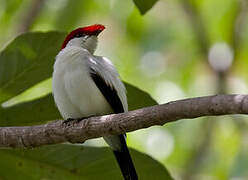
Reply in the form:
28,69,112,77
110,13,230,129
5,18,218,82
113,135,138,180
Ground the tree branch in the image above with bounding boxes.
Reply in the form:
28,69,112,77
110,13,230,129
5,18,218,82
1,94,248,148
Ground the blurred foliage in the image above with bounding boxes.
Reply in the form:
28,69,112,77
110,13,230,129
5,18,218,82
0,0,248,179
0,20,163,179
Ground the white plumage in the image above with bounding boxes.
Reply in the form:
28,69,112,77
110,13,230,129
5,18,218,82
53,46,127,118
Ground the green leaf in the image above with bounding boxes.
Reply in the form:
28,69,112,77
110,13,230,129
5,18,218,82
0,31,66,103
125,82,157,111
0,145,173,180
0,94,61,126
133,0,159,15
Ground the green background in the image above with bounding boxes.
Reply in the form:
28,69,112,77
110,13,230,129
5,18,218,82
0,0,248,179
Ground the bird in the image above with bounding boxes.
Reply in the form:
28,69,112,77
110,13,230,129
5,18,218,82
52,24,138,180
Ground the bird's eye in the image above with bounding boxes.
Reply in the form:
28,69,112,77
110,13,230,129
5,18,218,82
75,33,83,38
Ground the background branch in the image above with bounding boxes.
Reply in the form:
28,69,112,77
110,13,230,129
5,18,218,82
17,0,45,34
1,94,248,149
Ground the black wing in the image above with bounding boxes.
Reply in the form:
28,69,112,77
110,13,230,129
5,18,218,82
90,69,124,113
90,69,138,180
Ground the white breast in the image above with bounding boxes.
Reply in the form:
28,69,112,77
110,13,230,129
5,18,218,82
52,47,113,119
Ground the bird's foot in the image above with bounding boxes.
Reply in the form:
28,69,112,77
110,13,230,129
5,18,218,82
77,115,94,122
63,116,94,124
63,118,75,124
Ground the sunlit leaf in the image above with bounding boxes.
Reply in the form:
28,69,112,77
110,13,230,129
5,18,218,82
0,32,66,103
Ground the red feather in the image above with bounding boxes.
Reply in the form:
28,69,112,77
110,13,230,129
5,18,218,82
61,24,105,49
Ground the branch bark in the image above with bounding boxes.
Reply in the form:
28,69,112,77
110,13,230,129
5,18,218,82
1,94,248,148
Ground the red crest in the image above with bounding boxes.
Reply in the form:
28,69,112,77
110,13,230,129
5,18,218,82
61,24,105,49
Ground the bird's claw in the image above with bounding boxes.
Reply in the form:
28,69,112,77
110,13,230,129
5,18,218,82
63,118,74,124
77,115,94,122
63,116,94,124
